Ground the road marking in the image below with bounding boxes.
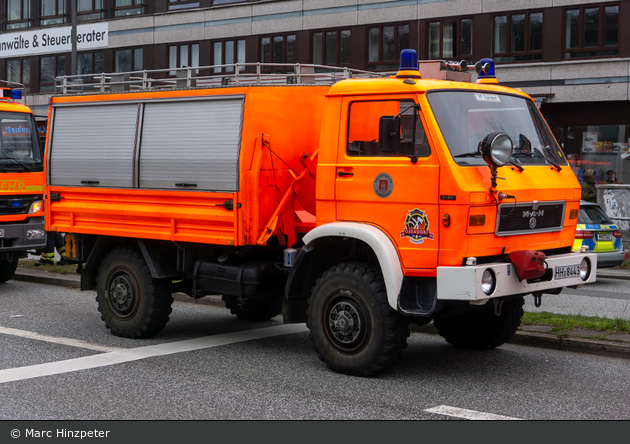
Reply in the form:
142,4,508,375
0,326,121,353
425,405,522,420
0,323,308,384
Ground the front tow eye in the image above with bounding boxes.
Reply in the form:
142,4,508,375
494,298,503,316
533,291,542,308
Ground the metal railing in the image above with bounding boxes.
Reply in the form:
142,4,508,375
54,62,389,95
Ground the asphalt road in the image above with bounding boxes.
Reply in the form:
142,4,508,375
1,279,630,421
524,277,630,319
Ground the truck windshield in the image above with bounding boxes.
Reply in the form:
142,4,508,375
427,91,568,168
0,111,43,172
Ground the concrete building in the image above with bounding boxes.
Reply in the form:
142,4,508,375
1,0,629,186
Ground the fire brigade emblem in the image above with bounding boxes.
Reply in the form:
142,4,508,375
373,173,393,198
401,208,434,244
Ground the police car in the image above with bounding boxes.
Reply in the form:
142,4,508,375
574,201,625,268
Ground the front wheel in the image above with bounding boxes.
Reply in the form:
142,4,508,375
307,262,409,377
0,256,19,283
433,296,524,350
95,247,173,339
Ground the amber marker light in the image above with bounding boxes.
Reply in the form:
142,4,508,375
442,214,451,227
469,215,486,226
569,209,579,219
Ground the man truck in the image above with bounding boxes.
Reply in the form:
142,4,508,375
44,51,596,376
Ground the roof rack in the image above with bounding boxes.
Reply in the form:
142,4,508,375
54,62,388,95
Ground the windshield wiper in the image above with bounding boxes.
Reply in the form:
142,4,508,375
539,146,562,171
0,152,32,172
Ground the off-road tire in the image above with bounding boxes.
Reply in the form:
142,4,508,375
0,256,18,283
307,262,409,377
433,296,525,350
95,247,173,339
221,295,283,321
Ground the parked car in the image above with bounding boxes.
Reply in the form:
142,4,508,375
574,201,625,268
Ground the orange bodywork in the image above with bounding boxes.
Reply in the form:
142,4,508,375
46,86,327,248
0,100,44,222
45,75,581,277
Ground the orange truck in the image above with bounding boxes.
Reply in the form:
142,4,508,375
0,81,46,283
45,51,596,376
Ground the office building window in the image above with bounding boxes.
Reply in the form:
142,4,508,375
428,18,472,61
78,51,103,75
40,0,66,25
213,39,246,73
367,24,409,70
77,0,104,21
493,12,543,62
115,48,143,72
7,0,32,29
114,0,144,17
261,34,296,68
564,4,618,59
40,54,65,92
6,58,30,92
313,29,351,66
169,43,199,75
168,0,200,10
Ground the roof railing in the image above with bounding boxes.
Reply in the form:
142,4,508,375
54,62,388,95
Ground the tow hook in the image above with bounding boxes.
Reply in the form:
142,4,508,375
532,291,543,308
494,298,503,316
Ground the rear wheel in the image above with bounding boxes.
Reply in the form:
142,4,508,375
222,295,283,321
0,256,19,283
307,262,409,377
433,296,524,350
95,247,173,338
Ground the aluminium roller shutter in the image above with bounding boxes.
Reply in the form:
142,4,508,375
138,97,244,191
49,103,138,188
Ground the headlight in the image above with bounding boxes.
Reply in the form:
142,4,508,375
579,258,591,281
481,269,496,295
27,229,46,240
28,200,43,214
479,132,513,167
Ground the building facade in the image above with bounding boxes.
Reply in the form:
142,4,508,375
1,0,629,186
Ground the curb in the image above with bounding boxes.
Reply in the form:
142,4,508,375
12,269,630,361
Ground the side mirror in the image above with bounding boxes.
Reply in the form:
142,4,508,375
379,116,400,154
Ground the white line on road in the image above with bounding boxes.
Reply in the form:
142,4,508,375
425,405,523,420
0,326,121,353
0,323,309,384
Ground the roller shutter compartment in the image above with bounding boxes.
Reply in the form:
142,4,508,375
49,103,139,188
138,97,244,192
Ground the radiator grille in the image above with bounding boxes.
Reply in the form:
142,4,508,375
496,201,565,236
0,195,42,216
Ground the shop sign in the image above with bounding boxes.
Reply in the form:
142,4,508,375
0,23,108,58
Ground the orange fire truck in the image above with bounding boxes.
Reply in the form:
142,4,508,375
0,81,46,283
44,51,596,376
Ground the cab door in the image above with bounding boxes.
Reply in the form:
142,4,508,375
334,95,440,271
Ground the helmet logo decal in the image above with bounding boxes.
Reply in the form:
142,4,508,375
401,208,434,244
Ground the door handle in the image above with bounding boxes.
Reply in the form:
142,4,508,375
337,171,354,177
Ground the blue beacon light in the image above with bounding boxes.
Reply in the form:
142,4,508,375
396,49,421,79
475,58,499,84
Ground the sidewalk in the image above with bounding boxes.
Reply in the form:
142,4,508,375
10,265,630,361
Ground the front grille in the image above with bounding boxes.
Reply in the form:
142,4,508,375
496,201,565,236
0,194,42,216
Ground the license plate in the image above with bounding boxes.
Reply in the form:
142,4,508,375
597,232,613,241
555,264,580,279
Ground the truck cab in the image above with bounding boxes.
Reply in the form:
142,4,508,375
0,83,46,282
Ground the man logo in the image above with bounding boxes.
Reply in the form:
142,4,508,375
529,217,537,229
